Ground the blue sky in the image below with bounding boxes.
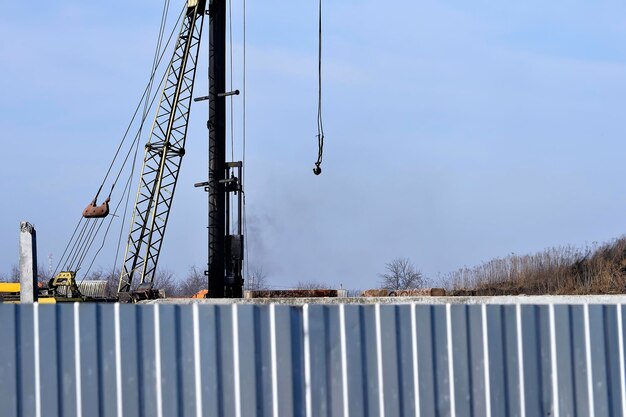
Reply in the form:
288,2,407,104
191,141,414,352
1,0,626,289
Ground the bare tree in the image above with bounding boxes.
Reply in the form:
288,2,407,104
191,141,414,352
293,281,332,290
178,266,206,297
380,258,424,290
245,265,270,291
83,268,107,281
152,269,180,297
37,266,52,283
102,268,121,298
9,264,19,283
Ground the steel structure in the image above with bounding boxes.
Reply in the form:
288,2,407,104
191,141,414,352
206,0,228,298
195,0,243,298
206,0,226,297
118,0,207,298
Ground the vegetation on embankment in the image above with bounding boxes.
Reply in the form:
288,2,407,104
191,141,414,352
445,237,626,295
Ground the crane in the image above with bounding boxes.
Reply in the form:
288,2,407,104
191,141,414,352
117,0,245,301
117,0,208,300
51,0,324,302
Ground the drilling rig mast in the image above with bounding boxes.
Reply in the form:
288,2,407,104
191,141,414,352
202,0,243,298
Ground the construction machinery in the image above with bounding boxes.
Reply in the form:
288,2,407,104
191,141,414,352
47,0,244,301
117,0,210,301
47,0,324,302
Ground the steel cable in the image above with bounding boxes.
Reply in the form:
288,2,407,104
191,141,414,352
53,217,84,276
73,219,102,271
80,169,135,282
62,219,91,270
313,0,324,175
228,0,235,234
65,219,94,270
107,6,184,197
242,0,249,280
55,1,182,282
113,114,143,274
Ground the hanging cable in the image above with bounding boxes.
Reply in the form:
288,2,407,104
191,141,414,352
55,1,182,281
73,219,103,271
86,4,183,203
53,217,85,276
113,112,143,273
66,220,97,270
140,0,170,141
62,220,91,269
81,167,136,282
106,5,182,198
313,0,324,176
242,0,249,279
110,61,155,273
228,0,235,164
69,68,169,277
85,50,172,275
228,0,235,234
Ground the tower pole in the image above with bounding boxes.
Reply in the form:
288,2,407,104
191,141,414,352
207,0,226,297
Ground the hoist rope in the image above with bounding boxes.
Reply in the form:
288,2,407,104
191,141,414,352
81,167,137,284
228,0,235,234
138,0,170,147
72,219,101,270
54,1,181,279
60,65,168,278
67,220,98,270
99,63,172,274
106,6,183,198
77,169,137,275
228,0,235,164
63,220,90,269
53,217,84,277
242,0,249,280
113,117,143,273
313,0,324,175
54,219,84,276
95,5,182,201
108,1,183,276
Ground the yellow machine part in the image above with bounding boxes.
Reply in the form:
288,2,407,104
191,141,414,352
50,271,78,289
0,282,20,293
53,271,75,281
0,282,57,303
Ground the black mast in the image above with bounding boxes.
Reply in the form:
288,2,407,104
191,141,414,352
207,0,226,297
204,0,244,297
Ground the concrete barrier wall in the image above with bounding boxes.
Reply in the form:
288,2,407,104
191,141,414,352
1,302,625,417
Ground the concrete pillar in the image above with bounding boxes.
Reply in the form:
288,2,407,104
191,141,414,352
19,221,38,303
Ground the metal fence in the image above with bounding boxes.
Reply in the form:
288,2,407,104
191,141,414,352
1,302,625,417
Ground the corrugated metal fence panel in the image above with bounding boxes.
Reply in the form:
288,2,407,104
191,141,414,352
1,303,626,417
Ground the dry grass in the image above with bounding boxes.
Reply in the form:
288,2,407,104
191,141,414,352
446,237,626,295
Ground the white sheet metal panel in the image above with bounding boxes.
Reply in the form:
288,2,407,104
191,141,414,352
1,302,626,417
